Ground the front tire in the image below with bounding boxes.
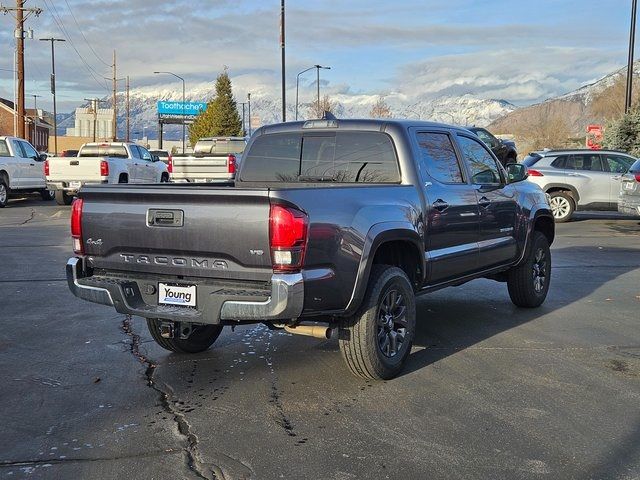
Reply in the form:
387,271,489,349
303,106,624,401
54,190,73,205
548,191,574,223
339,265,416,380
0,177,8,208
146,319,223,354
40,189,54,201
507,231,551,308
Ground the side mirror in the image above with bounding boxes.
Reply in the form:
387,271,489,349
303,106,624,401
152,155,160,162
506,163,528,183
38,153,48,162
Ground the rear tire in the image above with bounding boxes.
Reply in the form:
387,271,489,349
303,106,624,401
118,174,128,184
548,191,574,223
507,231,551,308
40,189,54,201
0,177,8,208
54,190,73,205
339,265,416,380
146,319,223,354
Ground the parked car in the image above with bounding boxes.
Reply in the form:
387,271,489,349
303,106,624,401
66,119,554,380
618,157,640,217
522,149,636,222
467,127,517,166
45,142,169,205
148,149,171,165
0,136,54,207
169,137,245,182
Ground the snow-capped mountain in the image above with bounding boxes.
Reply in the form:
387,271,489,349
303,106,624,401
58,83,516,140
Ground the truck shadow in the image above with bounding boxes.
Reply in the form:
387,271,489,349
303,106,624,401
401,245,640,377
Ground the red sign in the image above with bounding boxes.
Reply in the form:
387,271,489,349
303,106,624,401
586,124,603,150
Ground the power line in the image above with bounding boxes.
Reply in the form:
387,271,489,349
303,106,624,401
41,0,109,92
62,0,110,67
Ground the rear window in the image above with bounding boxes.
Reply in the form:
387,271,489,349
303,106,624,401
522,154,542,167
629,159,640,172
0,140,10,157
194,139,246,155
79,145,129,158
240,131,400,183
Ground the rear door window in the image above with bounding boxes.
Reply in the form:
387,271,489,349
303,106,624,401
415,132,464,184
567,154,603,171
0,140,12,157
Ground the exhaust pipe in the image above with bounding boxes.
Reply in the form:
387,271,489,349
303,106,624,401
284,325,333,339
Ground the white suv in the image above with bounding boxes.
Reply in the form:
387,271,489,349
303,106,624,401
0,136,53,208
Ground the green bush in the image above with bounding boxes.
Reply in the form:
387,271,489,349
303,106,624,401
602,109,640,156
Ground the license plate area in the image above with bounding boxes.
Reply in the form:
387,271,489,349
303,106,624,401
158,282,197,307
69,181,82,188
623,181,635,191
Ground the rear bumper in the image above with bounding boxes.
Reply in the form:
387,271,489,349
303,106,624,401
618,196,640,216
48,180,107,192
66,257,304,324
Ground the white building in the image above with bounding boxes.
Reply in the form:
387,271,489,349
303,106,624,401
66,106,114,139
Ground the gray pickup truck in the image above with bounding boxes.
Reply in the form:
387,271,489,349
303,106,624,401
66,119,554,380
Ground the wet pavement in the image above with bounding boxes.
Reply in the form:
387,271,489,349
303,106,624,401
1,195,639,479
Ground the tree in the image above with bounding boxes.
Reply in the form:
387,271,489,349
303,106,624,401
308,95,337,119
510,106,572,151
369,97,392,118
602,109,640,156
189,71,242,145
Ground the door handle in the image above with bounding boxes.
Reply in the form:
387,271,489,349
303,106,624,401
432,199,449,212
612,175,622,180
30,163,35,166
567,173,579,177
478,196,491,208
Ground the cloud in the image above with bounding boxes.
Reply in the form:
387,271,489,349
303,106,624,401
394,47,625,104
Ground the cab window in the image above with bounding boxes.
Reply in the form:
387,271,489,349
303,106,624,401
457,135,502,185
415,132,464,184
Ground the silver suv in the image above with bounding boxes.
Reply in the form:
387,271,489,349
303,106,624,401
522,149,636,222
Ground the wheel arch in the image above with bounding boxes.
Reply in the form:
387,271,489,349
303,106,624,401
545,183,580,203
343,222,424,316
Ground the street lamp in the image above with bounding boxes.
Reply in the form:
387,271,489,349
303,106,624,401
39,37,65,155
295,64,330,120
154,71,185,153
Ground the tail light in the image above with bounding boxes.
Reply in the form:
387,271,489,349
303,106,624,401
44,159,49,176
167,156,173,174
71,198,84,254
635,173,640,182
269,204,308,272
528,169,543,177
228,154,237,174
100,160,109,177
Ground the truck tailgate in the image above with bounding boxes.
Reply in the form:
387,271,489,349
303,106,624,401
79,184,273,282
47,156,104,182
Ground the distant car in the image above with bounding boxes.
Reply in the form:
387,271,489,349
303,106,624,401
618,158,640,217
0,136,54,207
61,150,79,157
522,149,636,222
148,149,171,164
467,127,517,166
169,137,246,182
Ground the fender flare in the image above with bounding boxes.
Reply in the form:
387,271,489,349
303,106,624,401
343,221,424,316
515,205,555,266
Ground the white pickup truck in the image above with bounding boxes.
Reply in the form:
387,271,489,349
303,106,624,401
169,137,245,182
45,142,169,205
0,136,54,208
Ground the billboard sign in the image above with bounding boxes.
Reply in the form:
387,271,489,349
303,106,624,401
157,101,207,116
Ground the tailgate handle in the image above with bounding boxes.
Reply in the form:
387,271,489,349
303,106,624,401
70,160,79,166
147,209,184,227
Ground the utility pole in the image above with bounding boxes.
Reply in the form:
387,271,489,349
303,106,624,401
280,0,286,121
85,98,106,142
1,1,42,139
626,0,638,113
112,50,117,141
126,76,130,142
239,102,247,136
39,37,64,154
30,93,40,148
247,93,251,136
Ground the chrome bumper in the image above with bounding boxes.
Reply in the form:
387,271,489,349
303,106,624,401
66,257,304,323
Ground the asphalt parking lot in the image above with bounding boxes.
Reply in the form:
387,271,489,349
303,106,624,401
1,196,639,480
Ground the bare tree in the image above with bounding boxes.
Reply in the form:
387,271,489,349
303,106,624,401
511,106,573,151
369,97,392,118
590,74,640,121
308,95,337,119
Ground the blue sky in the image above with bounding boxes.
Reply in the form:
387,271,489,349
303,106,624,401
0,0,634,112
